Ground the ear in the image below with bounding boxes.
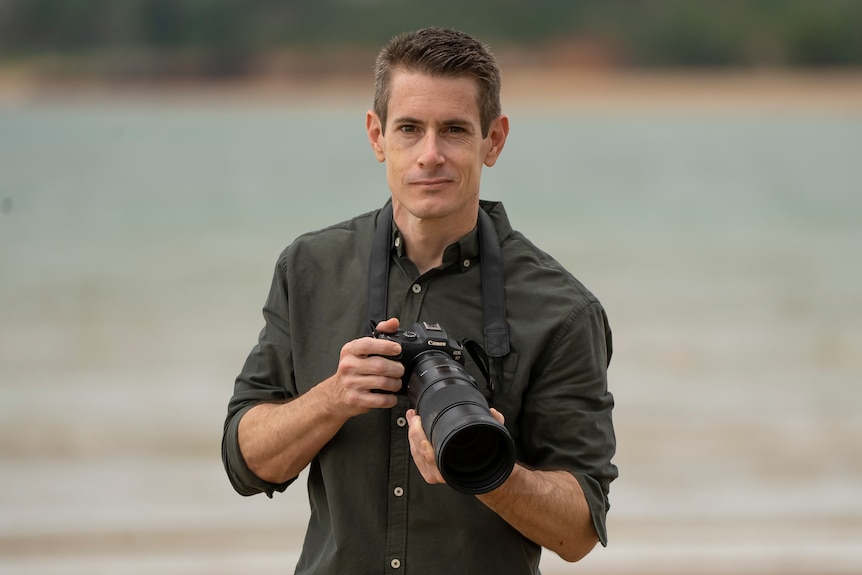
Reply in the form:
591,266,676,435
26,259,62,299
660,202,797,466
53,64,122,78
366,110,386,163
483,114,510,168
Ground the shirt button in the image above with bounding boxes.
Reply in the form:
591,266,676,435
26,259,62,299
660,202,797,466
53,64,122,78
463,259,471,268
411,283,422,294
396,416,407,428
394,486,404,497
391,558,401,569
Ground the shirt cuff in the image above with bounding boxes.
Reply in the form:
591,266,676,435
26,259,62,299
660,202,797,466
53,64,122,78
571,471,610,546
222,403,295,498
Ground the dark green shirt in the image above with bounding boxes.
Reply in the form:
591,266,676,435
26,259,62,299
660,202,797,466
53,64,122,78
222,201,617,574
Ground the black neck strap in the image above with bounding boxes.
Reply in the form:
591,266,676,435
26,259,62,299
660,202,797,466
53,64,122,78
365,202,394,330
366,202,510,393
476,206,510,358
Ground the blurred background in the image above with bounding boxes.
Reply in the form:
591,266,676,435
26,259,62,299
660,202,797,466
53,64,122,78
1,1,861,574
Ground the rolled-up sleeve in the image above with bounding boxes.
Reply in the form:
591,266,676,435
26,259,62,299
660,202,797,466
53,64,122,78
520,300,617,545
222,255,298,497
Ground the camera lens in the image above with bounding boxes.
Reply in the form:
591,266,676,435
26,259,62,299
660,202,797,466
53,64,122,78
437,418,515,493
407,353,515,494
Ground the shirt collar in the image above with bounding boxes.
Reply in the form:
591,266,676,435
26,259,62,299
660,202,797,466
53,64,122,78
388,200,511,273
391,222,480,274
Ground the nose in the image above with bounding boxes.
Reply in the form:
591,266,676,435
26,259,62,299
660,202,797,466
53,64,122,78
417,133,444,169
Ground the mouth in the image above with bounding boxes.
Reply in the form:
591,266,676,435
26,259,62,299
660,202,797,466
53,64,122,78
409,177,453,188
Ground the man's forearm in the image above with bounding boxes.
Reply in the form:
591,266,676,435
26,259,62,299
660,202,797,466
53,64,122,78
477,465,598,562
237,378,349,484
237,325,405,485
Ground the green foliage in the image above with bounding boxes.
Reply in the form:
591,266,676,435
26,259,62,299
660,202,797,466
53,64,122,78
1,0,860,73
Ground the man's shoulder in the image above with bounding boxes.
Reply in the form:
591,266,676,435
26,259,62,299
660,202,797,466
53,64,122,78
276,208,380,266
503,229,602,309
295,208,379,244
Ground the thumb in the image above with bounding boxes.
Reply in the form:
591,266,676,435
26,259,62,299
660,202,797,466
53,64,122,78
375,317,400,334
489,408,505,425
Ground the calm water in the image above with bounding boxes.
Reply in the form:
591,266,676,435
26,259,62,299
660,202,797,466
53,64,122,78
1,101,861,574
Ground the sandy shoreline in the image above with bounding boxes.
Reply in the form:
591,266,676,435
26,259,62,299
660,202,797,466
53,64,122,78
2,453,860,575
3,520,861,575
2,67,862,111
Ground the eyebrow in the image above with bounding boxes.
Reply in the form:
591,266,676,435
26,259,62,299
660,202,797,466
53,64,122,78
391,116,475,129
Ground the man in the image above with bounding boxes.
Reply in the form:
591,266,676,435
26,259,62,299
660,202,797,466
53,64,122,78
222,27,617,574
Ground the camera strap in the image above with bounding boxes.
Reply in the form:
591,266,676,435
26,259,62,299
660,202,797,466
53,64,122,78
366,201,510,403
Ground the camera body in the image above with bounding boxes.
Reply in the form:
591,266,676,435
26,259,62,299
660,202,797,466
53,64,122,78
372,321,464,385
372,321,515,495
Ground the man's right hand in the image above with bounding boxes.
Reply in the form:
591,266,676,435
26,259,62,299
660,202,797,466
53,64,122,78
238,317,407,484
325,317,405,417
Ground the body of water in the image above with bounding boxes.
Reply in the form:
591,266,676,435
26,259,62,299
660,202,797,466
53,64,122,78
1,100,861,574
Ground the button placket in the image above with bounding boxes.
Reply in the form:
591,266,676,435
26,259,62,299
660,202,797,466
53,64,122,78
385,397,410,573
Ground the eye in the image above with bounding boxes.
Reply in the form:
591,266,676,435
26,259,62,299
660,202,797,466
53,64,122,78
399,125,418,134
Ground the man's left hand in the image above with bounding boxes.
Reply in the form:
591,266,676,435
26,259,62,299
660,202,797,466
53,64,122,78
406,407,505,486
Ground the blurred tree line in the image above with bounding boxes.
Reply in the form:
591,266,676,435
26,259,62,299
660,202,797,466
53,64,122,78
1,0,860,77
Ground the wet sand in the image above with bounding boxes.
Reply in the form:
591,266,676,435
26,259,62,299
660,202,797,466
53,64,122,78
3,66,862,112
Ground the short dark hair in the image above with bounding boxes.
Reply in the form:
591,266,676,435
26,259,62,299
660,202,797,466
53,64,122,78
373,27,502,138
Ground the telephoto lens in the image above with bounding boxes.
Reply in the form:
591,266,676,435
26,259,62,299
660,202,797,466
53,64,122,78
407,352,516,495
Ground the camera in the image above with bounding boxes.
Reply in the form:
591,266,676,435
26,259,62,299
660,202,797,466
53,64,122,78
373,321,515,494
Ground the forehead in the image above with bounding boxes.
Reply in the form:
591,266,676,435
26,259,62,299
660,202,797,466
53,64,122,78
387,70,482,124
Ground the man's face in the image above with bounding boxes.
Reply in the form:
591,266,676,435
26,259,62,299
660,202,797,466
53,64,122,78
366,70,508,228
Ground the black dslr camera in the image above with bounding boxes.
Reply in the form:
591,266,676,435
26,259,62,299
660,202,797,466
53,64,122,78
373,321,515,494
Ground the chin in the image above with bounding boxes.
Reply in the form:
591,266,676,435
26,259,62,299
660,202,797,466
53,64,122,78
398,195,460,221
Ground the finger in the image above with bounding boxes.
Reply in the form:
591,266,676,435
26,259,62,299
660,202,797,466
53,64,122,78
375,317,400,334
360,389,400,409
343,336,402,361
327,372,399,417
407,412,445,484
361,355,405,380
366,374,403,395
339,368,403,396
337,348,403,381
406,412,430,457
489,408,505,425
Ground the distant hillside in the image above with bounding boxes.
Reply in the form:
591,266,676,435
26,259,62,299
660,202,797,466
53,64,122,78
2,0,861,78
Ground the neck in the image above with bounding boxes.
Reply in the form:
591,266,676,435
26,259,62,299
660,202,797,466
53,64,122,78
393,205,478,275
